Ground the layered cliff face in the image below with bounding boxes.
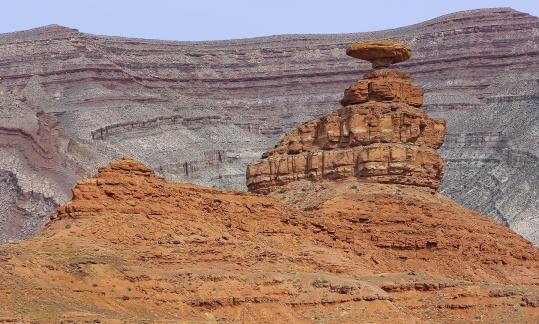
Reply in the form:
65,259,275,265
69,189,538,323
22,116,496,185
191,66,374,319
0,156,537,322
247,41,447,193
0,7,537,244
0,85,109,242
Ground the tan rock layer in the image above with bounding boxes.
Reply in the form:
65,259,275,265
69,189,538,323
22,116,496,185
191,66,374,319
264,102,445,159
341,69,424,107
247,143,444,193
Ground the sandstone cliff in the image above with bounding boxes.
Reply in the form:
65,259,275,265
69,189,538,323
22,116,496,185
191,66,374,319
0,156,537,322
0,8,537,245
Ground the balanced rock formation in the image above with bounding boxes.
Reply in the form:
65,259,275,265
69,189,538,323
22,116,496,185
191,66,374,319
247,40,446,193
0,156,538,322
346,40,411,68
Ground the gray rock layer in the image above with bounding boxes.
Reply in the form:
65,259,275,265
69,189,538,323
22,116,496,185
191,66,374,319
0,8,537,244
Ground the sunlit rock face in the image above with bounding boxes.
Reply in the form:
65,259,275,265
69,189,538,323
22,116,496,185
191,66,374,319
0,155,538,322
247,40,446,193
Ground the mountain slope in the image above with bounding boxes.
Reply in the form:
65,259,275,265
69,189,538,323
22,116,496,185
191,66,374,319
0,85,109,241
0,157,537,322
0,7,537,244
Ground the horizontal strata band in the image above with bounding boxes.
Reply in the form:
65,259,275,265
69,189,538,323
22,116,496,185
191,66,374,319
247,143,443,193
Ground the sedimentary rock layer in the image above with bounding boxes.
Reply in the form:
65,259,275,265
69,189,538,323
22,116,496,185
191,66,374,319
248,143,444,193
0,7,537,244
0,157,537,322
0,85,107,241
342,69,424,107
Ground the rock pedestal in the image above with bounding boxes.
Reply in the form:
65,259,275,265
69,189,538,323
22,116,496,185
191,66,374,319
246,40,446,193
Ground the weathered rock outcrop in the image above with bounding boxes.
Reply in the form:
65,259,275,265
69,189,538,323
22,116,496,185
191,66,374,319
0,7,537,245
0,85,108,241
0,156,538,322
247,41,446,193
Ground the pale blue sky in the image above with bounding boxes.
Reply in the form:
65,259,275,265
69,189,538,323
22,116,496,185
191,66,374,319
2,0,538,41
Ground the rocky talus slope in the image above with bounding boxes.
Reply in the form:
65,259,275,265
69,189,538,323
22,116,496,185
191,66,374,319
0,7,537,244
0,156,537,322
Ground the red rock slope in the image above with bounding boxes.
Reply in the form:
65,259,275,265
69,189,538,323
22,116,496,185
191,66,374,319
0,156,537,323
